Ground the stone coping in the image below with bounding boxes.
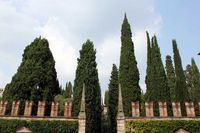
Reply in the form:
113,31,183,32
0,116,78,121
125,117,200,121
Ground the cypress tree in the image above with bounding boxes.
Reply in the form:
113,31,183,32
104,90,109,106
191,58,200,102
152,36,171,115
145,35,170,102
72,40,101,133
107,64,118,133
3,37,60,102
165,55,176,101
145,31,153,101
119,14,141,117
64,82,73,98
172,40,189,115
185,64,193,99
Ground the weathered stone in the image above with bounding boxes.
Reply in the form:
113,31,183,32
16,127,32,133
117,84,125,133
50,102,58,117
37,101,45,117
158,102,168,117
132,102,140,117
11,101,20,116
172,102,182,117
78,83,86,133
185,102,195,117
175,128,190,133
24,101,33,116
145,102,154,117
64,102,72,117
0,101,7,116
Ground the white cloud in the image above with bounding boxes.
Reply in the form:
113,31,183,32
41,17,77,86
0,0,162,94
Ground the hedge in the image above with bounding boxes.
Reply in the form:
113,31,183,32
0,119,78,133
126,120,200,133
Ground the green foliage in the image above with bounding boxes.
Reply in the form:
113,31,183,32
119,15,141,117
0,119,77,133
3,37,60,102
165,55,176,101
54,95,66,116
107,64,119,133
191,58,200,102
64,82,73,98
72,40,101,133
185,64,193,99
104,90,109,106
126,120,200,133
172,40,189,116
145,35,171,116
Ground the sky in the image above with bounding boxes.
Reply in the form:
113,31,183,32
0,0,200,96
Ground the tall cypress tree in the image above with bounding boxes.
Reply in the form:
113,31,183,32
3,37,60,102
145,35,170,102
145,31,153,101
119,15,141,117
104,90,109,106
172,40,189,115
64,82,73,98
108,64,118,133
165,55,176,101
72,40,101,133
185,64,193,99
191,58,200,102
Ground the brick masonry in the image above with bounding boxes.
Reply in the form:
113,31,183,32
37,101,45,117
11,101,20,116
172,102,182,117
24,101,33,116
158,102,168,117
50,102,58,117
132,102,140,117
185,102,195,117
145,102,154,117
0,101,7,116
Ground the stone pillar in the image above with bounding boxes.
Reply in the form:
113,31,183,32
145,102,154,117
0,101,7,116
172,102,182,117
78,83,86,133
24,101,33,116
117,84,125,133
37,101,45,117
50,102,58,117
11,101,20,116
132,102,140,117
158,102,168,117
64,102,72,117
185,102,195,117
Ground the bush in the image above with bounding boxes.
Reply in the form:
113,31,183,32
126,120,200,133
0,119,78,133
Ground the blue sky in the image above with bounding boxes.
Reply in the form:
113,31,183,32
155,1,200,67
0,0,199,96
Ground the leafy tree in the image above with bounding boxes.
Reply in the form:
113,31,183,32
64,82,73,98
191,58,200,102
165,55,176,101
185,64,193,99
172,40,189,116
119,15,141,117
107,64,118,133
72,40,101,133
145,35,171,116
3,37,60,102
104,90,109,106
145,31,153,101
